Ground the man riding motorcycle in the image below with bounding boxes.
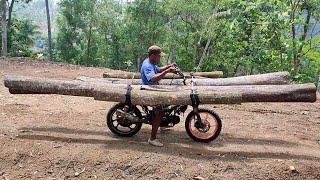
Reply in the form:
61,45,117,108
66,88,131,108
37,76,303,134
140,45,177,147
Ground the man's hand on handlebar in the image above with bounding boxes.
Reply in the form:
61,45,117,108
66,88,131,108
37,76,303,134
169,63,177,68
166,66,178,73
165,63,185,78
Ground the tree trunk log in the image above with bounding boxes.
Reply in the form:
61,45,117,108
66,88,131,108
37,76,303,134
4,75,96,96
4,75,316,105
4,75,241,105
172,84,316,102
93,85,241,105
84,71,291,86
95,83,316,103
103,71,223,79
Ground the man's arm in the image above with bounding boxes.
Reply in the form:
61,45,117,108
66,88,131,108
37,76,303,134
152,66,176,82
159,63,177,73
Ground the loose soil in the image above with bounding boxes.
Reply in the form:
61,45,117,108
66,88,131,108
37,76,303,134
0,58,319,180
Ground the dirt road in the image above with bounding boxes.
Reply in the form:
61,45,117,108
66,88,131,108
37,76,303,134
0,58,320,179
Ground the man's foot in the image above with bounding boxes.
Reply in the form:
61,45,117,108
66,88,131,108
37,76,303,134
148,138,164,147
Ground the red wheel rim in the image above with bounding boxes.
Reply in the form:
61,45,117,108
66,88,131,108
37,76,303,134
188,112,218,140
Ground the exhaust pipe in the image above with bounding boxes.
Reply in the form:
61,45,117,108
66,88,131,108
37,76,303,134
116,109,140,123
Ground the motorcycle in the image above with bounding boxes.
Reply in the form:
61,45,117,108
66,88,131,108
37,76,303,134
106,70,222,143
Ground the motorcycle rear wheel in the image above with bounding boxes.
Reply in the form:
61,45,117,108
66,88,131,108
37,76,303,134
107,103,142,137
185,108,222,143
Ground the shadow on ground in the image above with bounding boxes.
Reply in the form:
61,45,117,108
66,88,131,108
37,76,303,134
17,126,320,162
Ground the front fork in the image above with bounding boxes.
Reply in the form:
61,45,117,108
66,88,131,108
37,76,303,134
190,93,203,128
190,82,210,133
189,72,202,128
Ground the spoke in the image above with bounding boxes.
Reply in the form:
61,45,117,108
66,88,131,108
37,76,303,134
129,124,136,129
113,120,118,126
129,123,137,130
112,117,121,122
204,113,209,121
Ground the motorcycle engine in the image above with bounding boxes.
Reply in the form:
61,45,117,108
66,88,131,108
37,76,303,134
160,115,180,127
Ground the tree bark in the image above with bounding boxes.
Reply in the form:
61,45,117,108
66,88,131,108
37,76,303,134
4,75,241,105
91,71,290,86
1,0,8,58
7,0,14,29
93,85,241,105
103,71,224,79
86,23,92,64
87,81,317,103
294,3,312,71
5,75,97,96
196,37,212,71
178,84,316,102
291,0,297,71
4,75,316,105
45,0,52,60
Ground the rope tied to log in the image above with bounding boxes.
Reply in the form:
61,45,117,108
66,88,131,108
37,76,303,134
121,71,135,108
125,84,132,112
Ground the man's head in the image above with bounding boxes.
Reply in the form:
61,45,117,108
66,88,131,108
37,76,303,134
148,45,165,63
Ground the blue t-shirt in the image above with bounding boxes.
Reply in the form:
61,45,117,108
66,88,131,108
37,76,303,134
140,58,160,85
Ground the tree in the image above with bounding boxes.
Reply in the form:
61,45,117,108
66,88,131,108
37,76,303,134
56,0,100,65
52,0,320,83
9,17,39,56
1,0,7,57
8,0,32,28
289,0,320,71
7,0,32,56
45,0,52,60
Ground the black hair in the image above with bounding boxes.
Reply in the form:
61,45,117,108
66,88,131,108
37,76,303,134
148,50,161,57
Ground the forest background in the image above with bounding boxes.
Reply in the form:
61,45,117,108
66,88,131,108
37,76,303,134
1,0,320,84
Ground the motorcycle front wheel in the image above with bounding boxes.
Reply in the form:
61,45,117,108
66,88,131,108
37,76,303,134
185,108,222,143
106,103,142,137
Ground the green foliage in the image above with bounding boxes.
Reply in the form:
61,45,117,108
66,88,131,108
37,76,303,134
13,0,58,36
40,0,320,83
55,0,98,65
295,35,320,84
7,17,40,57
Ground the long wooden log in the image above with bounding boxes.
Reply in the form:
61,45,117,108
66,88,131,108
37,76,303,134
79,71,291,86
93,85,241,105
4,75,316,104
4,75,97,96
4,75,241,105
103,71,223,79
141,84,316,102
80,83,317,103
